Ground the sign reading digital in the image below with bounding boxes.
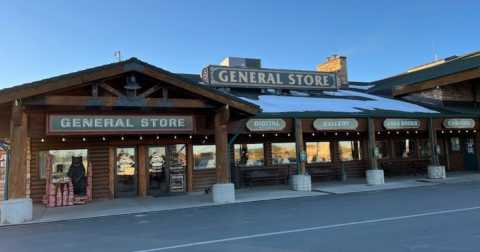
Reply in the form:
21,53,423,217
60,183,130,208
201,65,338,90
46,115,195,135
313,119,358,130
443,119,475,129
383,119,420,130
246,119,286,131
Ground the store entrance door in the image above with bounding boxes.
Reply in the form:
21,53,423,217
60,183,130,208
147,145,187,196
114,147,138,197
463,137,478,171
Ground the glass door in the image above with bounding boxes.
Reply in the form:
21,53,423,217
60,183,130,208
147,145,187,196
114,147,137,197
464,137,478,171
148,146,168,196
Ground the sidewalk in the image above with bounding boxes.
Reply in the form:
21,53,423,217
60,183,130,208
3,172,480,226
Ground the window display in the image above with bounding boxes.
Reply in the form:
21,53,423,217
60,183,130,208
306,142,331,163
193,145,216,169
39,149,88,179
272,142,296,164
338,141,362,161
234,143,265,166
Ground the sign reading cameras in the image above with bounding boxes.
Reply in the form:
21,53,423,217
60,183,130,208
201,65,338,90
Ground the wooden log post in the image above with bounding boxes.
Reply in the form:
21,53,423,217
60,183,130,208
215,106,230,184
296,119,306,175
8,100,28,199
429,118,440,165
186,143,194,192
138,146,147,197
369,118,378,169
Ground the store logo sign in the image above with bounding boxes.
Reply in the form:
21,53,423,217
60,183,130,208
383,119,420,129
443,119,475,129
246,119,286,131
46,114,195,135
313,119,358,130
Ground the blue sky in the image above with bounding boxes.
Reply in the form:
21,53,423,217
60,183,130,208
1,0,479,89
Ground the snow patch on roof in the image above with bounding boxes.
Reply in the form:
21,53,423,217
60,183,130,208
348,84,374,90
239,90,437,113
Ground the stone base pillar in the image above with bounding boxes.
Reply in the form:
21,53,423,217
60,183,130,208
1,198,32,225
428,165,446,179
212,183,235,203
292,175,311,191
366,169,384,185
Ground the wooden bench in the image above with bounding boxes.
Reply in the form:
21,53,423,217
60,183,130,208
244,169,288,189
380,161,418,178
306,166,341,182
413,160,431,176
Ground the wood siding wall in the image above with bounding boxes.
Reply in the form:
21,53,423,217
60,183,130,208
30,138,109,203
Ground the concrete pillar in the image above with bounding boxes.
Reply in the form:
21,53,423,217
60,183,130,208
428,165,446,179
292,174,311,191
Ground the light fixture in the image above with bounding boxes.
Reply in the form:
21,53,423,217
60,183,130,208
388,131,390,134
450,130,453,133
41,138,44,142
415,131,418,134
324,132,326,136
83,137,86,141
407,131,410,134
189,134,192,139
357,132,360,135
474,130,477,133
262,134,264,137
288,133,290,137
396,131,399,134
140,135,143,140
335,132,337,136
62,137,65,142
102,136,106,141
466,130,469,133
124,73,141,90
346,132,349,135
312,133,315,136
458,130,461,133
275,133,278,137
174,135,177,139
249,134,251,137
441,131,444,134
157,135,159,139
121,136,124,141
205,135,208,139
377,132,380,135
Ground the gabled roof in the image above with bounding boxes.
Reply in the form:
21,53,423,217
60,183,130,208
367,50,480,94
0,58,260,115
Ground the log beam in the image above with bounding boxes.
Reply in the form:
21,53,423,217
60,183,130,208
215,106,229,184
8,100,28,199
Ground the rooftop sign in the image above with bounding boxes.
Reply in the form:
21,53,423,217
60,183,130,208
383,119,420,130
46,114,195,135
246,119,286,131
313,119,358,130
201,65,338,90
443,119,475,129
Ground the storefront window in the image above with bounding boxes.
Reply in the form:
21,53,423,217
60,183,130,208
306,142,331,163
171,144,187,166
39,149,88,179
193,145,216,170
234,143,264,166
271,142,296,164
451,137,460,151
338,141,362,161
375,141,390,159
418,139,431,157
394,139,417,158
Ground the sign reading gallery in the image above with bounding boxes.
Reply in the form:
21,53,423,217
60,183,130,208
46,114,195,135
313,119,359,130
201,65,338,90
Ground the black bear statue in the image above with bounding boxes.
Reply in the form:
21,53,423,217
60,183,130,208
67,156,86,196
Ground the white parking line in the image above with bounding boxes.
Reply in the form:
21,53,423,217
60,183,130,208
133,206,480,252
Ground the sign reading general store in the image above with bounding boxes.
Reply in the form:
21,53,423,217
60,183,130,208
201,65,338,90
383,119,420,129
313,119,358,130
246,119,286,131
443,119,475,129
46,115,195,135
